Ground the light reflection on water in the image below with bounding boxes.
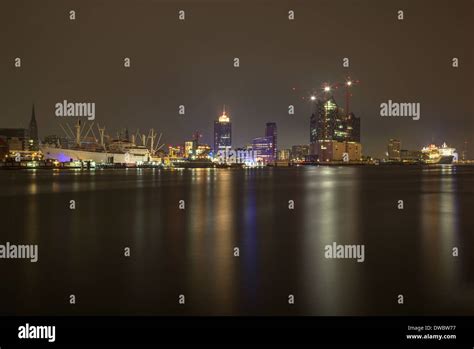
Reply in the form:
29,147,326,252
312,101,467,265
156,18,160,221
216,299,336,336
421,166,460,300
302,167,362,314
0,166,473,315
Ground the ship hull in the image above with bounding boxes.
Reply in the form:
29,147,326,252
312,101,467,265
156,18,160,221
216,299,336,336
423,155,454,165
40,146,149,164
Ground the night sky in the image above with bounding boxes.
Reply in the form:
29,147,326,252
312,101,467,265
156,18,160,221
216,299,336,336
1,0,473,157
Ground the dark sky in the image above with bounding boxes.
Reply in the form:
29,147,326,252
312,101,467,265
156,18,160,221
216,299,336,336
1,0,473,157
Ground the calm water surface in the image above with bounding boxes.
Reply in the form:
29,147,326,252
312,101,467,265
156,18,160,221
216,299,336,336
0,166,473,315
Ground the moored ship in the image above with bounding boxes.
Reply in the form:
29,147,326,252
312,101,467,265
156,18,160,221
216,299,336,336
421,142,456,164
40,121,163,166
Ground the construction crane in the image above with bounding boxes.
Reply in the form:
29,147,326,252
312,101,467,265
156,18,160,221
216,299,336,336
318,77,360,116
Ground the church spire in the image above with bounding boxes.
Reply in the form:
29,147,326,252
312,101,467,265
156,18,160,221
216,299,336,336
28,103,39,149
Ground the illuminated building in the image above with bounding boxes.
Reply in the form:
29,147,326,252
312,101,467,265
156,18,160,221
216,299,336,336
310,140,362,162
0,104,40,153
387,139,401,161
184,141,194,158
265,122,277,161
291,145,309,161
278,149,290,161
309,95,362,161
196,144,211,158
168,145,183,158
401,149,422,162
252,136,274,164
214,106,232,151
216,147,257,165
346,141,362,160
250,122,278,164
345,113,360,143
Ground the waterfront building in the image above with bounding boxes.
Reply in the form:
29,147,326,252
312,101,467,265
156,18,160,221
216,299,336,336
184,141,194,158
196,144,211,159
0,128,28,151
252,136,274,164
168,145,183,158
401,149,422,162
0,104,40,153
310,140,362,162
309,95,362,161
278,149,290,161
265,122,277,161
214,106,232,152
291,145,310,161
387,139,401,161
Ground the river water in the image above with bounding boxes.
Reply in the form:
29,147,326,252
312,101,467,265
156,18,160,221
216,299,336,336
0,166,473,315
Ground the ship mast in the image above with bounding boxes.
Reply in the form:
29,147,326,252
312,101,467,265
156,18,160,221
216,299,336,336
75,119,81,146
148,129,157,156
97,124,106,149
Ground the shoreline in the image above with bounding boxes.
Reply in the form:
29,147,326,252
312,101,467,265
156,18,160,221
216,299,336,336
1,162,474,170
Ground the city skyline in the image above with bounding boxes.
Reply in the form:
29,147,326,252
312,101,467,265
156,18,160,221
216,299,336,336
1,0,472,158
1,1,474,343
3,95,471,161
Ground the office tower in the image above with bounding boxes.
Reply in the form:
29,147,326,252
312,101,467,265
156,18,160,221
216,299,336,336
265,122,277,161
309,95,362,161
388,139,401,161
214,106,232,151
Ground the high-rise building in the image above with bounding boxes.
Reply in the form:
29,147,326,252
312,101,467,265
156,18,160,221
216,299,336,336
252,136,274,164
310,97,338,143
310,96,360,143
265,122,277,161
309,95,362,161
214,106,232,151
28,104,39,150
387,139,401,161
345,113,360,143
